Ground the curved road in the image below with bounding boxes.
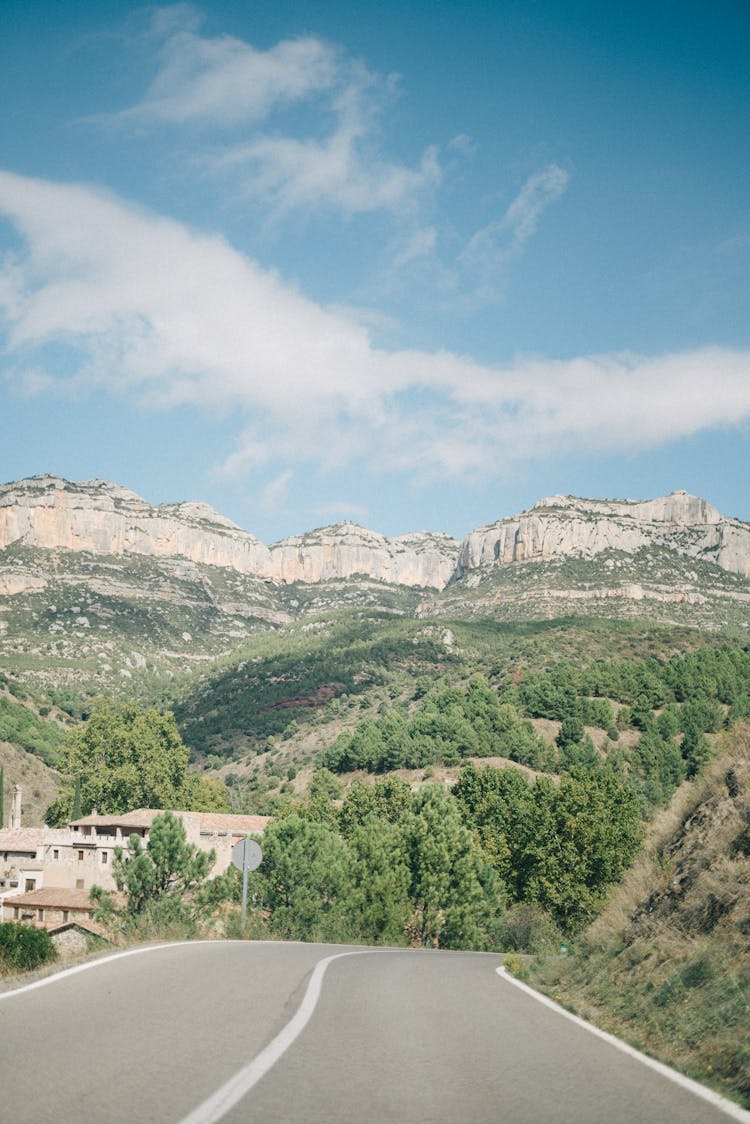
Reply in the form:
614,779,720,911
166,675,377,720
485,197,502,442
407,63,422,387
1,941,746,1123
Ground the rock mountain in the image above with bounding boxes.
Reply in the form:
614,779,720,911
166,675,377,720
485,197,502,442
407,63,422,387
2,476,750,588
455,491,750,580
0,475,458,591
2,475,750,701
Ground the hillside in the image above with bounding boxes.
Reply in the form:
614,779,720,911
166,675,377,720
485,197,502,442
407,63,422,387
0,681,65,824
2,474,750,817
1,476,750,715
181,615,749,814
528,722,750,1109
0,740,60,826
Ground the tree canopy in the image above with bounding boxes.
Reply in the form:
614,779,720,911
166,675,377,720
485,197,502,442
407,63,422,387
45,701,229,825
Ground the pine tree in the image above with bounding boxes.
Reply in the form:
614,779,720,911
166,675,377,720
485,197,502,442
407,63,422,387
112,811,215,915
402,785,500,949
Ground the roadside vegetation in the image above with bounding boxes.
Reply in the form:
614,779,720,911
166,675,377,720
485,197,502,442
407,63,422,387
0,921,57,975
90,763,642,951
520,722,750,1110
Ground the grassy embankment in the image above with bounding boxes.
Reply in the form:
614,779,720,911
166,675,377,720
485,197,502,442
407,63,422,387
524,722,750,1109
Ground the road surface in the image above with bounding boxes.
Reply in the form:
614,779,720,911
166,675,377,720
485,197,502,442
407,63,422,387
1,941,746,1123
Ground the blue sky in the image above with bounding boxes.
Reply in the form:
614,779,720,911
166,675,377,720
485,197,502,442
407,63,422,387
1,0,749,542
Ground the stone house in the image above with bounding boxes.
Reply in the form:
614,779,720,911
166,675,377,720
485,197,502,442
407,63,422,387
2,886,109,929
1,885,116,953
0,798,269,906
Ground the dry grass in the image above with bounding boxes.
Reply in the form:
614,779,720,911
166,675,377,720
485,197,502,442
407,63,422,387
531,722,750,1110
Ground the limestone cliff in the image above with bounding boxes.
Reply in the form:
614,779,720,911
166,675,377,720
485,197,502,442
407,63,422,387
0,476,459,591
269,523,458,589
0,475,272,574
2,478,749,595
455,491,750,580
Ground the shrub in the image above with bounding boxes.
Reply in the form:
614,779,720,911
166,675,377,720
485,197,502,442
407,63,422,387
503,953,530,981
0,922,57,973
498,903,560,954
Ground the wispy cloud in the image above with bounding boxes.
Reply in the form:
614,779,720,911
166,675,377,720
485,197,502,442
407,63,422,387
259,468,293,513
116,19,337,126
92,10,566,304
106,9,440,219
374,165,570,308
460,164,570,298
1,172,749,486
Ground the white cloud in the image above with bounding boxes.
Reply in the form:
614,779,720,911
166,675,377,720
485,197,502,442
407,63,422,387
210,119,440,219
108,14,440,219
259,468,294,513
1,171,750,485
117,21,337,126
388,227,438,273
460,164,570,297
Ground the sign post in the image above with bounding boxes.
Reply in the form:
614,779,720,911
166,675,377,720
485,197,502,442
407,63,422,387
232,837,263,934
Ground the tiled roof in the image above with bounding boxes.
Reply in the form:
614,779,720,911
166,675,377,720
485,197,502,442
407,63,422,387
70,810,161,829
0,828,45,852
70,809,270,834
47,918,109,938
197,813,270,835
3,887,98,910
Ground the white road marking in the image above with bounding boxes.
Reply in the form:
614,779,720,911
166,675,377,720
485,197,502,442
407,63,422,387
496,965,750,1122
0,940,208,1000
179,949,370,1124
0,938,342,1001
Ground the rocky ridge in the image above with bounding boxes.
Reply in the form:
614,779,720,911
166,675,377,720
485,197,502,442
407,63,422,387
1,475,750,703
3,478,750,592
455,491,750,580
0,476,458,591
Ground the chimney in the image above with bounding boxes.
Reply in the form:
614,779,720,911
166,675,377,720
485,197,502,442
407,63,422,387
10,784,21,829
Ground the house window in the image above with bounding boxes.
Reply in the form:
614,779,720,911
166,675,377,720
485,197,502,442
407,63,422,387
101,851,108,863
25,879,35,892
62,910,69,923
78,850,84,861
38,909,45,921
76,879,84,889
53,849,59,860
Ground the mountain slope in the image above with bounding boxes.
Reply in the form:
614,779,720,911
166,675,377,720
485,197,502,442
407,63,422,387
0,475,458,589
1,475,750,711
529,722,750,1109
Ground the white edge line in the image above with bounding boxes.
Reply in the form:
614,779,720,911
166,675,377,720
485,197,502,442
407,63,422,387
0,939,321,1001
179,949,370,1124
496,965,750,1123
0,940,207,1000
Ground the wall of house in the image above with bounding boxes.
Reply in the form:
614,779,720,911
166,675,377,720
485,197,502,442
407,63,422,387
51,927,96,957
6,901,93,926
41,840,119,892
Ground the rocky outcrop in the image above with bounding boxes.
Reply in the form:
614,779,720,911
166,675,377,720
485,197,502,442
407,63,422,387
455,491,750,580
0,475,272,574
2,477,749,593
269,523,458,588
0,476,459,591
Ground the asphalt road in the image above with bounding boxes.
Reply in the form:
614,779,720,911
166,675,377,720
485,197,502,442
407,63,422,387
1,941,746,1123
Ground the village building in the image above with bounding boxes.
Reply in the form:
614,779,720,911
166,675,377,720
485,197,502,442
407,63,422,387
0,885,118,954
0,789,269,915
